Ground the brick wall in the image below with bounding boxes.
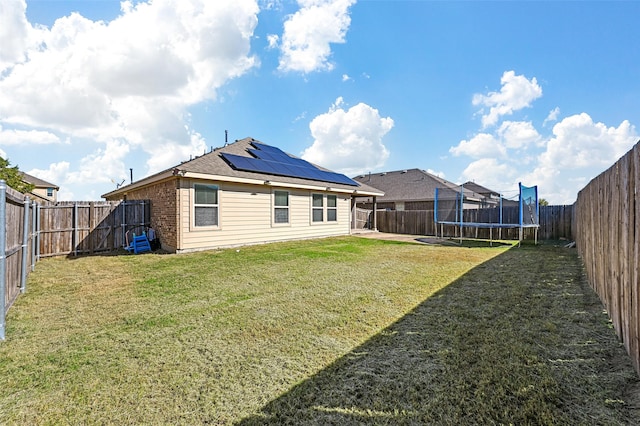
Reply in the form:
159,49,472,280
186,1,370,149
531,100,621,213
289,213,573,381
114,178,178,251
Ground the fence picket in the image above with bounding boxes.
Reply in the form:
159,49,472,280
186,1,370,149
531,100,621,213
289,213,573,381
374,205,574,241
575,141,640,375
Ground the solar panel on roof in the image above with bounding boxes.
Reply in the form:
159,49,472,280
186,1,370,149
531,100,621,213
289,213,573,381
221,144,359,186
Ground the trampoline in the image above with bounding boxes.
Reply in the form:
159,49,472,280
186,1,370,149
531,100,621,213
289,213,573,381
434,183,539,246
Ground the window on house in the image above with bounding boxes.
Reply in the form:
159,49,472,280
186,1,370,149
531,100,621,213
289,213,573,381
274,190,289,224
327,195,337,221
312,193,323,222
194,184,219,227
47,188,54,197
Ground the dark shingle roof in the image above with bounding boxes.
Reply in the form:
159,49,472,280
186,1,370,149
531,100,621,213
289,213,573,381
20,172,59,189
103,137,383,198
353,168,471,202
462,181,500,197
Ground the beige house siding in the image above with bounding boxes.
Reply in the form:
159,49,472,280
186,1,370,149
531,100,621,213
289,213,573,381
178,179,351,253
29,187,57,203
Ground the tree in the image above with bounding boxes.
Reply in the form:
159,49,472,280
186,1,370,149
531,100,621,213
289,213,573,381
539,198,549,206
0,157,35,193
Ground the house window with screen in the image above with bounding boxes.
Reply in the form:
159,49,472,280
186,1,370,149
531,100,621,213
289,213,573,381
47,188,54,197
194,183,219,227
327,195,337,221
312,194,323,222
274,190,289,224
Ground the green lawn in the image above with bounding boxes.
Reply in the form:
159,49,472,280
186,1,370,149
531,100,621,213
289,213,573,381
0,236,637,424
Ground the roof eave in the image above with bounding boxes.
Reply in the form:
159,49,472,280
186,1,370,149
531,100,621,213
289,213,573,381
101,170,175,199
102,169,384,198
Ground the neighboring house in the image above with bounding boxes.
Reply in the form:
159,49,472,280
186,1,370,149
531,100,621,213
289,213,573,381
463,181,519,207
102,137,384,253
353,168,487,211
462,181,500,201
20,172,59,203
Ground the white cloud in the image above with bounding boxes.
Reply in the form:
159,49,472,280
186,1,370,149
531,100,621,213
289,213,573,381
302,97,393,176
342,73,351,82
26,161,79,201
0,0,45,70
0,148,6,159
27,161,70,187
449,133,506,159
543,107,560,126
497,121,541,149
454,110,638,204
539,113,637,170
259,0,284,10
0,0,259,187
472,71,542,128
278,0,356,73
267,34,279,49
460,158,518,192
66,140,130,184
452,71,640,204
0,126,62,145
426,168,446,179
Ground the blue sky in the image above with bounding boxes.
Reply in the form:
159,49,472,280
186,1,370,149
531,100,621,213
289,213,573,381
1,0,639,203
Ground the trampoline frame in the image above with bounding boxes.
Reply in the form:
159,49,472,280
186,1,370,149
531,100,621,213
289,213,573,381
434,182,540,246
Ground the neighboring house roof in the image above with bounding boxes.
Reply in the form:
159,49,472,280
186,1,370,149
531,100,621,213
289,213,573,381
102,137,384,199
462,181,500,198
353,168,483,203
20,172,59,190
462,181,521,206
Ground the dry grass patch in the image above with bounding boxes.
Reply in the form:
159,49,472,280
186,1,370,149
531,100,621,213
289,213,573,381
0,237,637,425
241,242,640,425
0,237,500,424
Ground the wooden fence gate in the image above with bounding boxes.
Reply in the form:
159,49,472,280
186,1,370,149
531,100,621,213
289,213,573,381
37,200,150,257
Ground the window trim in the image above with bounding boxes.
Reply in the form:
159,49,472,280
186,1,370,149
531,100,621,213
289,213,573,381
273,190,290,226
311,193,324,223
192,182,220,230
310,193,339,224
327,194,338,222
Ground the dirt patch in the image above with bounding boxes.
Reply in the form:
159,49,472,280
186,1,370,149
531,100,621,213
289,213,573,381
353,231,512,247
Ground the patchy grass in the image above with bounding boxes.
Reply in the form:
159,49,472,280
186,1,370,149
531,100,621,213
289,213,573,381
0,237,637,424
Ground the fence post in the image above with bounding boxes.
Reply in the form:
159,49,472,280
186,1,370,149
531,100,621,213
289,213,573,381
20,196,30,293
0,180,7,340
31,201,37,271
73,202,78,256
35,203,41,263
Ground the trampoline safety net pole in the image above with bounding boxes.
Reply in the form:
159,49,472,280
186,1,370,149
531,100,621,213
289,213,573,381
459,184,463,245
518,182,523,247
434,187,439,238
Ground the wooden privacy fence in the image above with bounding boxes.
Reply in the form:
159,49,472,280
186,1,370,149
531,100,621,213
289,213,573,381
0,182,34,340
38,200,150,257
375,205,574,241
1,189,150,340
574,140,640,375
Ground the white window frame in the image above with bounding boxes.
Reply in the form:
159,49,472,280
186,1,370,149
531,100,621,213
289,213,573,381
193,183,220,229
327,194,338,222
311,193,324,223
273,190,290,226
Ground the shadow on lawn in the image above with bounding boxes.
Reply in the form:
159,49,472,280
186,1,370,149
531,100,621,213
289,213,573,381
238,244,639,425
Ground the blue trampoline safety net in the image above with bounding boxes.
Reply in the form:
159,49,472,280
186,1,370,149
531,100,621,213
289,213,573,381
520,184,538,226
434,182,539,228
